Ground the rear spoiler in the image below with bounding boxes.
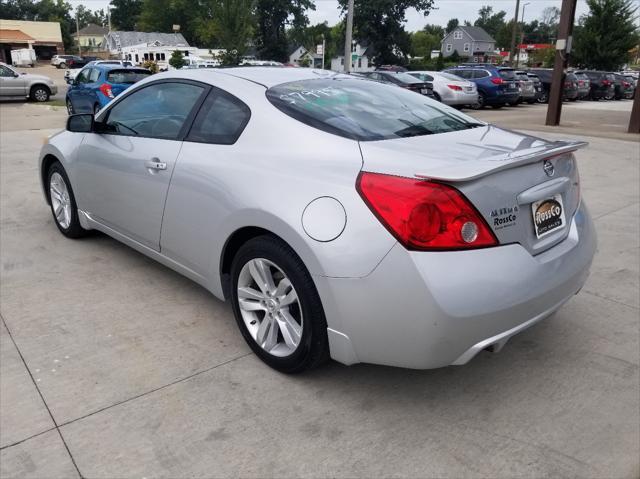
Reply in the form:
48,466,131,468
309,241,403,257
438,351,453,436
415,139,588,183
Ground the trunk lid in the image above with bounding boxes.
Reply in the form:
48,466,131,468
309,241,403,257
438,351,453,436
358,125,586,255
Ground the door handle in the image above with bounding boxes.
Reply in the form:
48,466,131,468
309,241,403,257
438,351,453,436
145,158,167,171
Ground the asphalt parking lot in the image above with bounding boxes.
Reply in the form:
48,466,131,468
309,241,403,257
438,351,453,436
1,90,639,478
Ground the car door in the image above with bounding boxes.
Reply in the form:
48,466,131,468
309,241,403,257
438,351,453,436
85,67,102,110
75,80,208,251
68,68,91,112
0,64,26,96
160,87,252,274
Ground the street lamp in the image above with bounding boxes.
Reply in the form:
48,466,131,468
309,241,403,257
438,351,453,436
516,2,530,68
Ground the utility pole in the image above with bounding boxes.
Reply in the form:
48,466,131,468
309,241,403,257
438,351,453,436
509,0,521,67
545,0,577,126
321,34,326,70
107,7,111,33
344,0,354,73
629,82,640,133
76,11,81,57
515,2,529,68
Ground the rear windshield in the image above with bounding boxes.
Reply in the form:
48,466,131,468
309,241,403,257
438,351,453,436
266,78,483,141
106,69,151,84
498,69,516,80
515,73,529,80
385,72,424,84
439,72,467,81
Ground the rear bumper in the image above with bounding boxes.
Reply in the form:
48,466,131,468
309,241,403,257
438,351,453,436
440,89,479,105
317,202,596,369
486,90,520,104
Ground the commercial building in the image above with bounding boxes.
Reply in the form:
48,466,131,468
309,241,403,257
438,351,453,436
0,19,63,63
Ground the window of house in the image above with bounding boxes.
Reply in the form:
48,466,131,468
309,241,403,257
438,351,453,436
160,53,166,60
143,53,149,61
135,54,139,63
454,31,463,39
463,43,470,52
446,44,452,52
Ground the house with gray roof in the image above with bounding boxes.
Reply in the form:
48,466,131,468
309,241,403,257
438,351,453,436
441,26,496,61
102,30,190,54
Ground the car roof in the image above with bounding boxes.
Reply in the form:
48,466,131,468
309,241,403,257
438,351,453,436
92,63,145,71
175,67,348,88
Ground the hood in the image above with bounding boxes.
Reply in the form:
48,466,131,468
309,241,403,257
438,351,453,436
22,73,54,83
358,125,587,182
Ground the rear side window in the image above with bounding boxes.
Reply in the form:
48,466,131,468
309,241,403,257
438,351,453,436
266,77,483,141
106,69,151,84
186,89,251,145
473,70,489,79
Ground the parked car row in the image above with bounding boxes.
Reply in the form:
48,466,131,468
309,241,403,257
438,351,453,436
370,64,637,110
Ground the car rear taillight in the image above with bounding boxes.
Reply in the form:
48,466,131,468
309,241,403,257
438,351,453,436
623,81,630,87
99,83,115,99
602,79,611,86
490,77,504,85
447,84,463,91
356,172,498,251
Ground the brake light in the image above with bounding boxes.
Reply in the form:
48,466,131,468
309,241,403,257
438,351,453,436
99,83,115,99
602,79,611,86
490,77,504,85
356,172,498,250
447,84,463,91
624,81,630,87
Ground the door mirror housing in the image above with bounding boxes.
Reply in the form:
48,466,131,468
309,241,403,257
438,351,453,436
67,114,94,133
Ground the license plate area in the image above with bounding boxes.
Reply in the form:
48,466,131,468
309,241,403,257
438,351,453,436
531,194,566,239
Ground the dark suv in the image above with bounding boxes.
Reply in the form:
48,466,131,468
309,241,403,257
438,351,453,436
528,68,579,102
364,71,434,98
443,65,520,108
575,71,616,100
612,73,634,100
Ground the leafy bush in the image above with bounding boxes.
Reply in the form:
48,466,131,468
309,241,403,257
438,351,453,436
141,60,159,73
169,50,186,70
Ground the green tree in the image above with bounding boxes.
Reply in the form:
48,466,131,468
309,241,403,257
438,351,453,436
254,0,315,62
168,49,186,69
445,18,459,33
197,0,254,63
75,4,107,28
108,0,142,31
337,0,435,66
572,0,639,70
410,30,439,58
423,24,444,38
138,0,200,44
473,5,507,40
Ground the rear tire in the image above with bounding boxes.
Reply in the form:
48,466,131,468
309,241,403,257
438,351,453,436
59,62,66,69
230,235,329,373
47,162,88,239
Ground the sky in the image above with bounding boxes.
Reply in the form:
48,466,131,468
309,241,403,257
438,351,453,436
69,0,596,32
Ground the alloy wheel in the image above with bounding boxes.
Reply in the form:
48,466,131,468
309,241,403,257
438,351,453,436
237,258,303,357
33,88,48,102
49,172,72,229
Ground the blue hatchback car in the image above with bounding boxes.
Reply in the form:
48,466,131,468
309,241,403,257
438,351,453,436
66,64,151,115
443,65,520,108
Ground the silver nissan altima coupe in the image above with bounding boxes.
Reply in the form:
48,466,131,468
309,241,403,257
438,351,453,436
39,67,596,373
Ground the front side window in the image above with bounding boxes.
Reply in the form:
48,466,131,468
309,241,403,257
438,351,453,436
187,89,250,145
76,69,91,84
88,69,100,83
103,82,204,140
0,65,15,77
266,78,482,141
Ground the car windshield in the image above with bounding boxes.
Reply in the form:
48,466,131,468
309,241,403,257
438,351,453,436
266,78,483,141
106,69,151,84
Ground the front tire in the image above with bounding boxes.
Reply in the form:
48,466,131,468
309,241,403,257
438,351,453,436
30,85,50,102
66,99,74,115
230,235,329,373
47,162,87,238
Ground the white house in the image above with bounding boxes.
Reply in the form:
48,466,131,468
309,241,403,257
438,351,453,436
330,43,375,72
120,41,198,70
288,45,323,67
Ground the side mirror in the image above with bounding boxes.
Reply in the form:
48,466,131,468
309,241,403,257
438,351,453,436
66,114,94,133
